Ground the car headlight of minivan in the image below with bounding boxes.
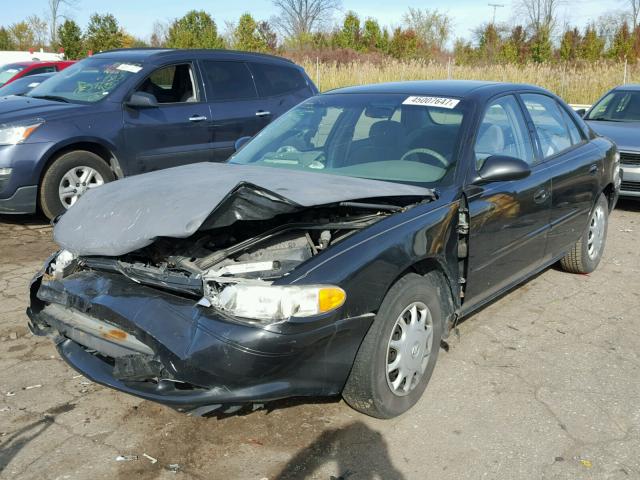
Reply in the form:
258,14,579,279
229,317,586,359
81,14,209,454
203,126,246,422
0,119,44,145
214,284,346,322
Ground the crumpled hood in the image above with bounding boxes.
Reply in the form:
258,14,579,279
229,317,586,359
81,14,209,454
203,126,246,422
54,162,433,257
0,95,84,123
587,120,640,152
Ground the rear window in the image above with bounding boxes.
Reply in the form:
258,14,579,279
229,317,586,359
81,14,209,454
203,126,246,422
201,60,257,101
249,62,308,97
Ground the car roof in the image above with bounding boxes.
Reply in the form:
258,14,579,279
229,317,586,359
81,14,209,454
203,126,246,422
327,80,549,99
93,48,296,66
612,84,640,91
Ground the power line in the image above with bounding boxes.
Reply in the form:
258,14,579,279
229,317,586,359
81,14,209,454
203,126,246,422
488,3,505,24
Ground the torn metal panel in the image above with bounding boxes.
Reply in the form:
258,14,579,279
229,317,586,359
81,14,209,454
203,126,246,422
53,162,433,257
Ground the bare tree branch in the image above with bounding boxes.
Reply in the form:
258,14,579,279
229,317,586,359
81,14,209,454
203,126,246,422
271,0,341,40
515,0,561,36
48,0,78,47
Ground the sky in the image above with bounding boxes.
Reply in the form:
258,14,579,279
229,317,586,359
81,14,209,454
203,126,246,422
2,0,622,43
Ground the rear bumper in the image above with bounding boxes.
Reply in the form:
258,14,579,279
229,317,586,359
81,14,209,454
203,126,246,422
0,185,37,214
27,269,372,414
620,164,640,198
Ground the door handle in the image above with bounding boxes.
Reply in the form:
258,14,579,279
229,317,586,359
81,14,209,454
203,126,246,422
533,188,549,204
255,110,271,117
189,115,207,122
588,164,598,175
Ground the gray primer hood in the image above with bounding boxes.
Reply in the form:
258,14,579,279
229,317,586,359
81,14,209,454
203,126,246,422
54,162,433,257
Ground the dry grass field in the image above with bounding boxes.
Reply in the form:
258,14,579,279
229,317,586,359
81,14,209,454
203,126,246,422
300,59,638,104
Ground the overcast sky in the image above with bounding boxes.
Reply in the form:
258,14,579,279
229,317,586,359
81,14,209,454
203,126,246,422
4,0,624,42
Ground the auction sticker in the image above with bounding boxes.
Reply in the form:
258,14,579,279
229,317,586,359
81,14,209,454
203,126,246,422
116,63,143,73
403,96,460,109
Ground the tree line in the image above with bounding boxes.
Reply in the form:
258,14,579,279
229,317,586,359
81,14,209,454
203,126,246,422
1,0,640,65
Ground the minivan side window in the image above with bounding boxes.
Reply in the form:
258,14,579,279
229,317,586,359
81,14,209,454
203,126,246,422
249,62,307,97
201,61,257,101
136,64,197,104
521,94,575,159
475,95,535,169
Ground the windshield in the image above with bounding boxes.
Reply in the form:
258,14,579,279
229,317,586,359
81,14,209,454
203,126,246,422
229,93,466,187
0,64,26,86
586,90,640,122
26,58,142,103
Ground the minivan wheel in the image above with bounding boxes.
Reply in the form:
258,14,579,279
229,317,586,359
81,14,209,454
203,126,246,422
39,151,115,219
342,272,446,419
560,193,609,274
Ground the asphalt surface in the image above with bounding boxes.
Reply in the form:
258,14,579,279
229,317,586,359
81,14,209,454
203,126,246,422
0,201,639,480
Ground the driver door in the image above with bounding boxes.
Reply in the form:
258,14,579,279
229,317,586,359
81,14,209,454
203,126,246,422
464,94,553,306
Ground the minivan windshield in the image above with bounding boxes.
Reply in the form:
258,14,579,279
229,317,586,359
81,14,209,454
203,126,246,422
229,93,466,187
26,58,142,103
586,90,640,122
0,64,26,86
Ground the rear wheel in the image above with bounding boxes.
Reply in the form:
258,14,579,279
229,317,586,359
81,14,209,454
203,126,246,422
342,272,447,418
560,193,609,274
39,150,114,219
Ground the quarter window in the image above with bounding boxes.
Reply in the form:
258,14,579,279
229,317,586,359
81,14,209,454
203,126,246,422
475,95,535,169
249,62,308,97
201,61,257,101
137,64,197,104
522,94,574,159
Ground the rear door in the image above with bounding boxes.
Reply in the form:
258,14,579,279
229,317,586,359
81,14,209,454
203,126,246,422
123,62,212,173
199,60,269,162
248,61,315,120
520,93,601,256
464,94,553,305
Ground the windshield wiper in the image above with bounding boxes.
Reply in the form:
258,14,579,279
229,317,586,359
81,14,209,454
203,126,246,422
29,94,70,103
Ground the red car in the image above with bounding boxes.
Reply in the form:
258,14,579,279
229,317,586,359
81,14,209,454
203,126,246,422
0,61,75,87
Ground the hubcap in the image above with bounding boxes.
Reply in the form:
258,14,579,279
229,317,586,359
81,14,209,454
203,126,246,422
587,204,605,259
386,301,434,397
58,166,104,209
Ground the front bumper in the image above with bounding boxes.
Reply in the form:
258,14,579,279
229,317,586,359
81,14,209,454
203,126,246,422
620,164,640,198
27,269,373,415
0,185,37,214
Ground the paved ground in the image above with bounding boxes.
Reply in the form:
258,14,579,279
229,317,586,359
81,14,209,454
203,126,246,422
0,201,639,480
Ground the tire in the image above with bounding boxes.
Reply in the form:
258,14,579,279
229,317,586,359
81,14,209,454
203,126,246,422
342,272,448,419
39,150,115,219
560,193,609,274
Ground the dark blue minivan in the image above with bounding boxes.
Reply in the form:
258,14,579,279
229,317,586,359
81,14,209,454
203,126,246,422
0,49,318,218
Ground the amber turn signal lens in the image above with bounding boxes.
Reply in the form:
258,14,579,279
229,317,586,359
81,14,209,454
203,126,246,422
318,287,346,313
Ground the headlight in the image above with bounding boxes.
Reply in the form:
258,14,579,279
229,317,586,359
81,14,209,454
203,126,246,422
0,119,44,145
49,249,78,279
214,284,346,322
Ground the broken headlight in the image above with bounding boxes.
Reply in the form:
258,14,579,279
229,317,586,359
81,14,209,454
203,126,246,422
213,284,346,322
48,249,78,279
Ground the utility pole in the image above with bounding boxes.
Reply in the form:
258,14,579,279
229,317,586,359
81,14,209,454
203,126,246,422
488,3,505,25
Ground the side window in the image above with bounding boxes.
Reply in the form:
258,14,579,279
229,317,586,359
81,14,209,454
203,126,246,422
521,94,573,159
136,64,197,104
201,61,257,101
558,107,583,145
27,66,56,75
475,95,534,169
249,62,308,97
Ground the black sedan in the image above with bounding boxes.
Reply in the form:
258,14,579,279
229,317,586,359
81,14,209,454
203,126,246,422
28,81,620,418
582,84,640,198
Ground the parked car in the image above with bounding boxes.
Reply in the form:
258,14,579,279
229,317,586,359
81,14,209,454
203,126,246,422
582,84,640,198
28,81,619,419
0,60,74,87
0,49,317,218
0,50,65,65
0,72,55,97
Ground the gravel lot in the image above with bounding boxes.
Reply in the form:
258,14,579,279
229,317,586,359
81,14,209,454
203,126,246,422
1,201,639,480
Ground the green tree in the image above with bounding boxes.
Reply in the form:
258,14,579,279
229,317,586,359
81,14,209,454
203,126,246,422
233,13,268,52
401,7,452,52
580,24,605,61
559,27,581,62
84,13,124,52
362,18,382,51
166,10,224,49
389,28,419,59
0,27,15,50
609,22,634,60
529,27,552,62
257,21,277,51
9,22,35,50
477,23,501,62
58,19,83,59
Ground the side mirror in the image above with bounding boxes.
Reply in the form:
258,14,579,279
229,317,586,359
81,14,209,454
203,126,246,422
575,108,586,117
474,155,531,184
126,91,158,108
234,136,251,152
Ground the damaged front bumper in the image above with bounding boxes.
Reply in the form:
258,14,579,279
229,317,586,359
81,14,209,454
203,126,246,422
27,269,373,415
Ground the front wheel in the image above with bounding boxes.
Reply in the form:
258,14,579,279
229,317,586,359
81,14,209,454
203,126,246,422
342,272,448,418
39,150,115,219
560,193,609,274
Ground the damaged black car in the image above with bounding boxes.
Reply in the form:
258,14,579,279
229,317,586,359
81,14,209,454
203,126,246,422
28,81,620,418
